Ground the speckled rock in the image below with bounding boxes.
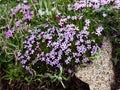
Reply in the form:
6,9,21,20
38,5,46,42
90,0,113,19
75,37,114,90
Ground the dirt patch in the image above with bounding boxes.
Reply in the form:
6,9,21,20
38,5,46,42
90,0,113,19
0,75,90,90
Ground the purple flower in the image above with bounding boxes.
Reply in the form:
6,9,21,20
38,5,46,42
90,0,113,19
49,62,54,66
21,60,27,64
82,58,89,63
74,2,80,11
85,19,90,26
15,20,22,27
17,52,21,57
2,46,6,50
73,0,115,11
113,0,120,9
71,16,77,20
27,56,31,60
95,26,103,36
91,44,99,55
29,70,33,75
68,68,72,74
85,40,91,44
13,4,21,13
16,0,20,2
76,52,82,57
80,30,89,37
65,48,71,55
75,40,80,45
22,4,30,10
87,45,91,50
102,41,106,47
72,53,77,57
65,56,72,64
74,1,86,10
19,55,24,59
4,30,13,38
46,57,50,64
101,0,108,6
30,50,34,54
60,42,68,51
25,66,29,70
75,58,80,63
43,33,52,40
41,57,45,61
83,26,88,30
92,3,100,9
77,45,87,54
56,64,61,68
58,49,63,55
23,11,33,21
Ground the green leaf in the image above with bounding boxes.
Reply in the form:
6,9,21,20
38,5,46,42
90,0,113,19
115,48,120,54
112,58,119,65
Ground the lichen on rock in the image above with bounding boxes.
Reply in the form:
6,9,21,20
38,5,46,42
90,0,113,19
75,37,114,90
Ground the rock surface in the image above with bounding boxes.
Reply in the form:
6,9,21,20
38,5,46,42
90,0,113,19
75,38,114,90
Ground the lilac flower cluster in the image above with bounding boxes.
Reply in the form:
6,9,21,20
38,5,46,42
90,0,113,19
17,16,103,75
4,28,14,38
4,4,33,38
113,0,120,9
58,14,83,27
68,0,119,11
10,4,33,21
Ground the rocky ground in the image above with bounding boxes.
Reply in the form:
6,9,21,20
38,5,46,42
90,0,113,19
76,38,114,90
